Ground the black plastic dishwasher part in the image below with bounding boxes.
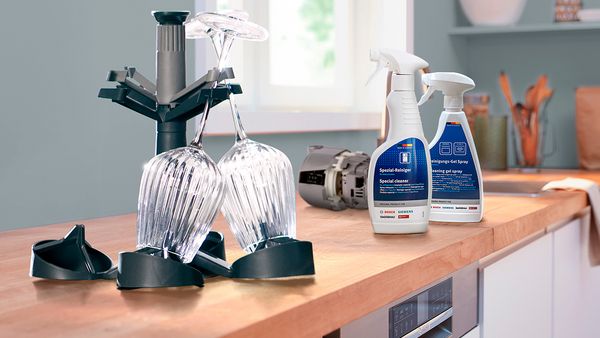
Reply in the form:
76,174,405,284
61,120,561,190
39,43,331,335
116,248,205,289
190,237,315,279
115,231,227,289
30,224,117,280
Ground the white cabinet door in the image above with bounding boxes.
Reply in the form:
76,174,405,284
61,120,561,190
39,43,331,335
480,234,553,338
553,216,600,338
553,218,584,338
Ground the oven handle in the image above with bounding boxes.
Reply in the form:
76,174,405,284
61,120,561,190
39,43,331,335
402,307,453,338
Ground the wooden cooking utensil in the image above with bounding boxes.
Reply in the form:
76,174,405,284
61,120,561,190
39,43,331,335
498,72,554,167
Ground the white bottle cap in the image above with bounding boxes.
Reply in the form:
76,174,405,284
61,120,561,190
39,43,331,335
391,74,414,91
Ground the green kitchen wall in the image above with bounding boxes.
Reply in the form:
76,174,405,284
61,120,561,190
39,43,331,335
0,0,378,230
415,0,600,168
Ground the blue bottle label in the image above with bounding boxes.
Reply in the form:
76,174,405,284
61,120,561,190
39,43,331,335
373,138,429,207
429,122,480,212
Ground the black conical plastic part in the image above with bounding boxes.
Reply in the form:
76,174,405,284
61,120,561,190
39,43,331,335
116,249,204,289
231,239,315,278
189,237,315,279
115,231,227,289
115,231,225,289
30,224,116,280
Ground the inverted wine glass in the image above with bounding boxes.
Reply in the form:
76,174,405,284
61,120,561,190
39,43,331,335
193,13,295,253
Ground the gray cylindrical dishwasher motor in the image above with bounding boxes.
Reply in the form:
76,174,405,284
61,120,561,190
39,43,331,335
298,146,370,211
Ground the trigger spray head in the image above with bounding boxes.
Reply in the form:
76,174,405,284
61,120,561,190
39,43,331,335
365,50,385,86
417,72,475,110
366,49,429,90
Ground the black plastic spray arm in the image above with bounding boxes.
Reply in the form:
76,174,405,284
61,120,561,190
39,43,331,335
98,67,159,120
105,67,156,100
123,67,156,93
170,68,223,103
164,83,243,122
98,64,242,153
98,90,156,120
99,86,158,120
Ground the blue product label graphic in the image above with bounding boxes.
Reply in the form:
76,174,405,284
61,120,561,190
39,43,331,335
430,122,479,200
373,138,428,204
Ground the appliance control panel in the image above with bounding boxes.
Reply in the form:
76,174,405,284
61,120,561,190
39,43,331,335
337,263,477,338
389,278,452,337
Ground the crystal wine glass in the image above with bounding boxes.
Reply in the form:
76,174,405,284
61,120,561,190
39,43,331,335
218,127,297,253
136,133,224,263
194,12,296,253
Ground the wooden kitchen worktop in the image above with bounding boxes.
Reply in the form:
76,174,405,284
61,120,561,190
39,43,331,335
0,170,597,337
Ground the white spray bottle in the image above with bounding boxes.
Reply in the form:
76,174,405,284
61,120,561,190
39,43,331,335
367,49,431,234
418,72,483,222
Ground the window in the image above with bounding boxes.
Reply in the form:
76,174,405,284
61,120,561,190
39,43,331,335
256,0,352,109
195,0,412,133
268,0,338,87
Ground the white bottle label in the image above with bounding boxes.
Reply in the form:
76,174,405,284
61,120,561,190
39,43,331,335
430,122,480,214
372,138,429,224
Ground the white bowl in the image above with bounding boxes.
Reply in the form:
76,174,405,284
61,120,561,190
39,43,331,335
459,0,527,26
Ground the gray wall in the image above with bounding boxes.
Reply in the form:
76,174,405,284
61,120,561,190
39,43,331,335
415,0,600,168
0,0,194,230
0,1,378,230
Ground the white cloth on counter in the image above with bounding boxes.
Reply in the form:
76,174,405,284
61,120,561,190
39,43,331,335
542,177,600,266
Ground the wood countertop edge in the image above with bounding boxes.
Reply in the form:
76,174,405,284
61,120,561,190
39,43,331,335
220,192,590,337
220,228,493,338
489,192,589,251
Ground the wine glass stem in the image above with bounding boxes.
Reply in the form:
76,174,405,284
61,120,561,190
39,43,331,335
229,95,247,142
218,35,234,71
195,33,245,144
190,101,211,148
209,32,223,60
190,33,231,148
214,34,246,142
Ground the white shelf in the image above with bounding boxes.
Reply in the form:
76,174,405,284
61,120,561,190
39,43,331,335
449,21,600,37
